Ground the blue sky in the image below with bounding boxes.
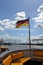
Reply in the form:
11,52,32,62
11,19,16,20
0,0,43,43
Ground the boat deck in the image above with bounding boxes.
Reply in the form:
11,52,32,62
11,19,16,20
0,45,43,65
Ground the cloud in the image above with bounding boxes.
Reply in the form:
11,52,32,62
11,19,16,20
1,34,15,41
32,14,43,23
0,34,27,43
0,11,26,30
34,23,43,28
37,4,43,12
15,12,26,21
38,34,43,39
32,4,43,23
32,4,43,28
0,26,4,31
0,19,10,25
0,33,43,43
4,25,15,29
31,34,43,39
0,19,17,30
0,19,17,26
4,34,10,38
16,12,26,18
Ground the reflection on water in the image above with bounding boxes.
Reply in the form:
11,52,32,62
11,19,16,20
1,45,43,51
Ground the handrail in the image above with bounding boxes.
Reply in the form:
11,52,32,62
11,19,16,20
12,44,42,45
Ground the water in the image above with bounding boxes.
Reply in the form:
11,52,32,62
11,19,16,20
1,45,43,51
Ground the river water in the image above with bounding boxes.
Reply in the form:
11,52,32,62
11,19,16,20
1,45,43,51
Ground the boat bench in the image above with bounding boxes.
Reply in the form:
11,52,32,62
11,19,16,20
33,50,43,62
11,57,31,65
34,50,43,57
2,55,12,65
2,52,31,65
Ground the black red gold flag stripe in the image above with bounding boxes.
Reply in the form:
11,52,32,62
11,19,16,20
16,19,29,28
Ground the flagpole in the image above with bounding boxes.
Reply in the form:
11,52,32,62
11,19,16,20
28,17,31,46
28,17,31,56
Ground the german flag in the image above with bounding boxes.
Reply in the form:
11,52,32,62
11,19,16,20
16,19,29,28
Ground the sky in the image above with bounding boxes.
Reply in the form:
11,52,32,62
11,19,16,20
0,0,43,43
